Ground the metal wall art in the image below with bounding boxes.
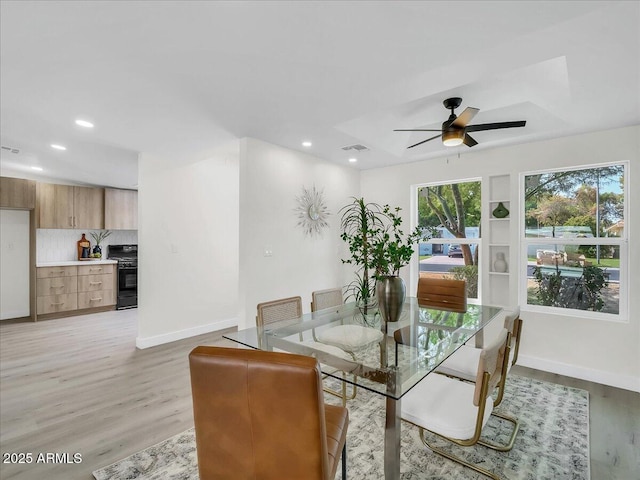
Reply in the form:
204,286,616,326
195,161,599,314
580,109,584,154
295,185,329,237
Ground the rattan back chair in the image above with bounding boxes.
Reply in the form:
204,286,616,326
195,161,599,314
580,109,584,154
311,288,344,312
256,295,353,406
256,296,303,327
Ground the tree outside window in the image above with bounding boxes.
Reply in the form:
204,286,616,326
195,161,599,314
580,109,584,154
417,181,481,299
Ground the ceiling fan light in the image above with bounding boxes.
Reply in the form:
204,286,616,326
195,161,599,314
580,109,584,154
442,130,464,147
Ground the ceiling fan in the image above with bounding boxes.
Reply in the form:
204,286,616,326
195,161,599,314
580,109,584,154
394,97,526,149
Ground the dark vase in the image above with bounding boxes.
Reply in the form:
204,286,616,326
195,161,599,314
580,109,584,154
93,245,102,255
376,276,406,324
492,202,510,218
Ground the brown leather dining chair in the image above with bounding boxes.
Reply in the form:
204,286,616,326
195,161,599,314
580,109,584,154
416,276,467,311
189,346,349,480
394,277,467,362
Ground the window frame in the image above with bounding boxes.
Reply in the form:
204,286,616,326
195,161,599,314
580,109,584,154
519,161,628,322
413,177,483,303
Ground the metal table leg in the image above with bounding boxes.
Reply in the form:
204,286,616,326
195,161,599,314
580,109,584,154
384,395,401,479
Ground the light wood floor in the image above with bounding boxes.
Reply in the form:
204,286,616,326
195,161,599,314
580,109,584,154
1,310,638,480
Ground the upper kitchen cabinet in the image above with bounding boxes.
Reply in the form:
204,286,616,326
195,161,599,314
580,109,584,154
73,186,104,229
0,176,36,209
37,183,104,229
104,188,137,230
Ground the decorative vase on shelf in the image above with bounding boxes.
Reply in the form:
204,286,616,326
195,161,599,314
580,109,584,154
376,276,406,325
77,233,90,260
494,252,508,273
492,202,509,218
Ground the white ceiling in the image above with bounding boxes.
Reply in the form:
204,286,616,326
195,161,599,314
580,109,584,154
1,1,638,189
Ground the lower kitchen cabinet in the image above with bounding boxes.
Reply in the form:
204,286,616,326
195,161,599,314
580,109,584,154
37,294,78,315
36,262,116,318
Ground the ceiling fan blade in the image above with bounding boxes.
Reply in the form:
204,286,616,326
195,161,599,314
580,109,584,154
407,134,441,149
451,107,479,128
463,134,478,147
394,129,442,132
466,120,526,132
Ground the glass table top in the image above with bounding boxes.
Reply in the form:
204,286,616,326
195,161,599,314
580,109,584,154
224,297,502,400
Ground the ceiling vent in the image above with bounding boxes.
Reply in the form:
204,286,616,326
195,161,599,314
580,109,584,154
1,145,20,154
341,144,369,152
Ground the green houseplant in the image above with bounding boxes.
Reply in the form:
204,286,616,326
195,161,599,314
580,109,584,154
89,230,112,258
340,198,428,322
339,198,386,315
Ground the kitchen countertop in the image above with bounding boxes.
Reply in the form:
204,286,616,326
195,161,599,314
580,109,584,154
36,259,118,267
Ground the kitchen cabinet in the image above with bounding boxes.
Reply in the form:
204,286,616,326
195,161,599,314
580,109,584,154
105,188,137,230
37,183,104,229
74,186,104,229
36,265,78,315
0,176,36,209
77,264,115,309
36,262,116,318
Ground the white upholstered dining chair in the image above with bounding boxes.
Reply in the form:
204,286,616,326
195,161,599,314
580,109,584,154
401,328,519,480
435,306,522,406
310,288,384,402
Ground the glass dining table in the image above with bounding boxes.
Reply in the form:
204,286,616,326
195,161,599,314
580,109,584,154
224,296,502,480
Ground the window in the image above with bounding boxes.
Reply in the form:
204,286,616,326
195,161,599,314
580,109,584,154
417,180,481,300
522,163,626,319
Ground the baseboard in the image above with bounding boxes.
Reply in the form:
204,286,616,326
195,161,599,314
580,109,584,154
519,354,640,393
135,317,238,349
1,309,30,320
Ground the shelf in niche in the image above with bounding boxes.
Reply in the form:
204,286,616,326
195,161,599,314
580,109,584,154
489,271,510,276
489,217,510,222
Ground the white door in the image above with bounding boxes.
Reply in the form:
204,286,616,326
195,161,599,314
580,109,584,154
1,209,30,320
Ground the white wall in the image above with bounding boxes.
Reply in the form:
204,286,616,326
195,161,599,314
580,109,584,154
137,142,240,347
238,138,360,330
0,209,30,320
361,125,640,392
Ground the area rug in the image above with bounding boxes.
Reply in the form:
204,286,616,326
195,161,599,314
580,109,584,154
93,375,589,479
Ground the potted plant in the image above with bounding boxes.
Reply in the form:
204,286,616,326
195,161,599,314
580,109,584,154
339,198,385,317
340,198,428,323
370,205,427,323
89,230,112,258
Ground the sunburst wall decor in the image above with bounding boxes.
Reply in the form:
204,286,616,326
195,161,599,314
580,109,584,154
295,185,330,237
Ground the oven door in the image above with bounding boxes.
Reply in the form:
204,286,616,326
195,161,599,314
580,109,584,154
118,266,138,296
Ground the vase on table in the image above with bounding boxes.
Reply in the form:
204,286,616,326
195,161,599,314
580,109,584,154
376,276,406,324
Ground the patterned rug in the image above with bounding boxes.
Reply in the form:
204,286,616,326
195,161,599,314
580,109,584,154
93,375,589,480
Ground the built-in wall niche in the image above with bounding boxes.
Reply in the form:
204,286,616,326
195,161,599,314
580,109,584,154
486,174,513,306
36,229,138,263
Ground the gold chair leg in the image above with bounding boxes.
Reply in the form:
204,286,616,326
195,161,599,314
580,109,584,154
478,411,520,452
419,428,501,480
323,372,357,406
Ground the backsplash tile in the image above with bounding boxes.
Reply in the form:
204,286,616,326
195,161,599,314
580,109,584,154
36,229,138,262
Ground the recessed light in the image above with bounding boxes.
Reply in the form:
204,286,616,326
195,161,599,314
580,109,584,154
31,166,43,171
302,141,312,147
51,144,67,150
348,158,358,163
75,119,94,128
